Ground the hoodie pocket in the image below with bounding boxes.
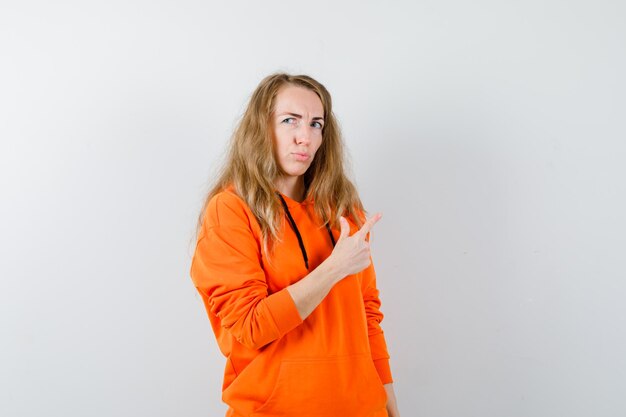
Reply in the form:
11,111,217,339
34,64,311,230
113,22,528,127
252,354,387,417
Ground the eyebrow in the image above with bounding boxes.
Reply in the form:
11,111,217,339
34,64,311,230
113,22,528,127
278,112,324,121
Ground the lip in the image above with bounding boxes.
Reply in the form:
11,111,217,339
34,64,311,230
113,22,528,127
292,152,310,161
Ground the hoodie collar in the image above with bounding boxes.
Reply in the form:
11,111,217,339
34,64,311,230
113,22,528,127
275,189,314,209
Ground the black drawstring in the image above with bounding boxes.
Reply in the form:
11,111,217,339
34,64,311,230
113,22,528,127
276,192,336,270
325,222,336,247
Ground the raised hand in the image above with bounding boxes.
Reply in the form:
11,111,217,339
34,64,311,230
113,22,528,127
329,213,382,278
285,212,383,320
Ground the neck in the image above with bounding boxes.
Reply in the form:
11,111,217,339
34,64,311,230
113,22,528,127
275,176,306,202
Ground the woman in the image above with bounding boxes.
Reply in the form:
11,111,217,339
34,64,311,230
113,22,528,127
190,73,400,417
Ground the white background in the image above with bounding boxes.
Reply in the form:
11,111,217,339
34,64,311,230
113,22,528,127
2,1,625,416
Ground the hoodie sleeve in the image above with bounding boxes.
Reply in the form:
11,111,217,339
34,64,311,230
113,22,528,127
190,193,303,350
361,242,394,384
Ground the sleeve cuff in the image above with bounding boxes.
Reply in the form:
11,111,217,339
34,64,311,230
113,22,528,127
264,287,304,337
373,358,393,384
369,331,390,358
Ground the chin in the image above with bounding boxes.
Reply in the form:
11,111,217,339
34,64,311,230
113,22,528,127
284,170,308,177
284,164,311,177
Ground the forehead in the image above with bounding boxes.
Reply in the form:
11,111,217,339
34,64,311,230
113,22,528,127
273,85,324,116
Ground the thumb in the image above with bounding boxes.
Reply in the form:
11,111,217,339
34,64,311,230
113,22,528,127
338,216,350,240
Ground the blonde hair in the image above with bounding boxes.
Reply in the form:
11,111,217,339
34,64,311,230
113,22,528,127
195,72,365,258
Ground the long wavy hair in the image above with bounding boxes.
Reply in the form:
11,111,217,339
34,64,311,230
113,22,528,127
195,72,365,259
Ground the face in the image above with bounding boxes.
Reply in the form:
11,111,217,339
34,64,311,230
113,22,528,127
271,85,324,180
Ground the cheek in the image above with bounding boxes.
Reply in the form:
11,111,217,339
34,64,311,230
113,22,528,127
312,136,323,154
273,132,290,154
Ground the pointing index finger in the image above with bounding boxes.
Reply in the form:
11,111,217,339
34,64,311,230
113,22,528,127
358,212,382,238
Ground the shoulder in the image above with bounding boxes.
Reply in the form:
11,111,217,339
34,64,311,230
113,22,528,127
203,187,255,230
344,207,367,227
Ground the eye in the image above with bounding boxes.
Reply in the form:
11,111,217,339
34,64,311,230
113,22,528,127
311,121,323,129
281,117,297,124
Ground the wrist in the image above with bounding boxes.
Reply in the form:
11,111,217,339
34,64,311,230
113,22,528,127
320,256,346,285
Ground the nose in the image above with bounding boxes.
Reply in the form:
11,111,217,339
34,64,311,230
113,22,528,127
295,123,313,145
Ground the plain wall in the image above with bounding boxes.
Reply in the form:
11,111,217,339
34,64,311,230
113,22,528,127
1,0,625,416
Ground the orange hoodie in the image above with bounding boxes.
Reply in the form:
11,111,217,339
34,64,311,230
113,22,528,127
190,185,393,417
